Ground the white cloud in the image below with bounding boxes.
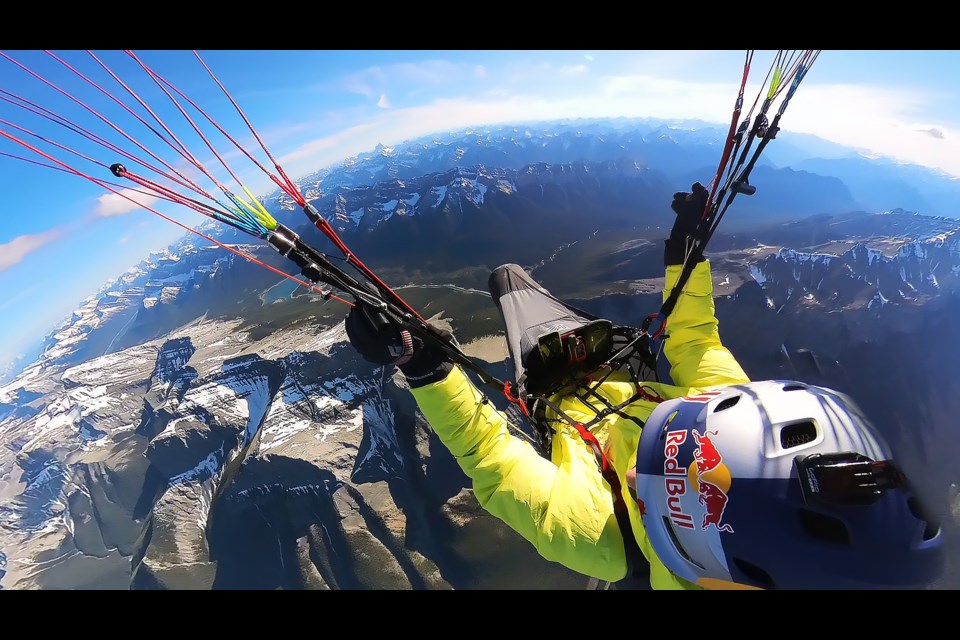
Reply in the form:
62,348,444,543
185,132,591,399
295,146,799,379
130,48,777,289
95,189,160,217
377,93,391,109
343,76,375,99
773,82,960,177
0,228,65,272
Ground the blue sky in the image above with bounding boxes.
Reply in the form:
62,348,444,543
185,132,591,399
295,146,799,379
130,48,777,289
0,49,958,370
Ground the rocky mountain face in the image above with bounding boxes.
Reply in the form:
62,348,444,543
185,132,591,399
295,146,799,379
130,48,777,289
0,312,584,589
3,123,959,590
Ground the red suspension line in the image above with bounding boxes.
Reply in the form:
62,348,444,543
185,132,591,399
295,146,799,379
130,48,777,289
0,89,209,200
124,50,249,196
0,52,216,204
192,50,304,205
703,50,753,221
186,51,426,322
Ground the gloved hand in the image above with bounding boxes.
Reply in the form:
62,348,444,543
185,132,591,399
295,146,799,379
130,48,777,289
345,302,453,388
665,182,710,266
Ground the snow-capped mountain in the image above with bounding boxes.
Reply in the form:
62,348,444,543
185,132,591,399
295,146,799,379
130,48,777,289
26,242,238,373
264,119,960,220
746,213,960,316
3,122,960,590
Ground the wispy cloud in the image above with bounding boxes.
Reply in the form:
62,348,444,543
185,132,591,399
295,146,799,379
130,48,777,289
372,60,463,84
377,93,391,109
0,228,65,272
95,189,161,217
342,60,473,102
0,283,42,311
343,76,376,100
915,126,945,139
277,122,379,177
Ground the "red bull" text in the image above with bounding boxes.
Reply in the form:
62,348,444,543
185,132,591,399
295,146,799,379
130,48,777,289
664,430,693,529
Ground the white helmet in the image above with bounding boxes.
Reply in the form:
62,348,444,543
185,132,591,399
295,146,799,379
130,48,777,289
634,380,944,589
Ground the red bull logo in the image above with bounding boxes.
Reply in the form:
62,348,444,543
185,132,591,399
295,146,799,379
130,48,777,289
662,426,734,534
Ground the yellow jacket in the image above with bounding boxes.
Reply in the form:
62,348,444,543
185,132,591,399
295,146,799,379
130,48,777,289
409,260,750,589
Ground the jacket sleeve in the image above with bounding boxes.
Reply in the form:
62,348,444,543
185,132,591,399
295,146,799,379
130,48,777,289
410,365,629,583
662,259,751,390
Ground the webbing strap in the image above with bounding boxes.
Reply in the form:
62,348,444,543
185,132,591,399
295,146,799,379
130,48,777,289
532,391,648,580
571,420,648,580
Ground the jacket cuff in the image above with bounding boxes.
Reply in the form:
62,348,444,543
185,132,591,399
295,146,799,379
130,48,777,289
400,359,454,389
664,239,707,267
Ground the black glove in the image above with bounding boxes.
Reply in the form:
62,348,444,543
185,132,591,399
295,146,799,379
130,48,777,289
665,182,710,266
345,302,453,388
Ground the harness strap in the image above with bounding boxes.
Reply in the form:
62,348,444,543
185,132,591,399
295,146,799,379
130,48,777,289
502,328,663,581
533,395,649,580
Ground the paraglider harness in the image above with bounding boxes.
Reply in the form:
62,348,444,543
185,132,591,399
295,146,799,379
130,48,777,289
497,314,663,584
517,318,661,457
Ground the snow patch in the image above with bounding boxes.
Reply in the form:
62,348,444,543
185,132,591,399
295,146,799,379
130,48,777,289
169,448,222,486
432,185,448,208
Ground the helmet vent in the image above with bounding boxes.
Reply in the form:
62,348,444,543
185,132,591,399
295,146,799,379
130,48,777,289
782,383,808,392
907,496,942,541
798,508,850,544
713,396,741,413
781,421,817,448
662,516,704,570
732,558,775,590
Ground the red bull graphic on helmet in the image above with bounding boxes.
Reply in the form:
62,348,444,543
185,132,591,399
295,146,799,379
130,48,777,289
691,429,734,533
662,427,735,534
692,429,723,472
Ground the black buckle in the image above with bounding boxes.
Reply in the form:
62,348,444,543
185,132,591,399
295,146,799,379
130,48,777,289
795,452,904,507
537,320,612,370
526,320,614,395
